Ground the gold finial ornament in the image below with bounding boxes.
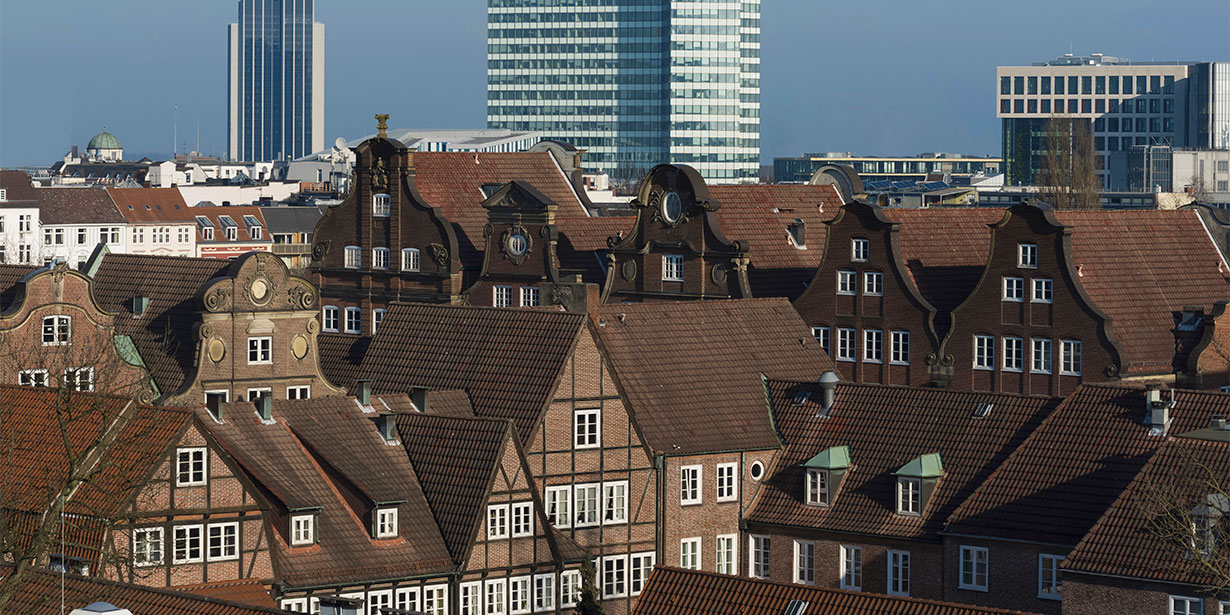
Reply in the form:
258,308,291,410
375,114,389,138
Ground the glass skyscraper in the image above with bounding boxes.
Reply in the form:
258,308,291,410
486,1,760,184
228,0,324,162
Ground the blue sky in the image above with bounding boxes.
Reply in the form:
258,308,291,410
1,1,1227,166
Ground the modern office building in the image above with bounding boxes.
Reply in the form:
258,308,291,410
997,54,1230,190
486,0,760,184
774,152,1001,185
228,0,324,162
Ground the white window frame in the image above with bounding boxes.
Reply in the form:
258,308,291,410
749,535,770,579
897,477,921,516
716,534,737,575
573,408,600,449
322,306,339,332
890,330,910,365
836,270,856,295
1037,554,1063,600
716,462,737,502
64,367,94,392
836,327,856,362
247,336,272,364
839,544,862,590
851,238,869,262
376,507,398,538
401,247,420,272
520,286,540,307
680,465,702,506
1061,340,1082,376
545,485,571,528
493,285,513,308
367,590,392,615
132,527,164,566
793,539,815,585
1002,276,1025,302
372,247,390,270
172,524,204,564
460,582,482,615
1031,277,1053,303
630,552,655,595
560,571,581,608
959,545,989,591
509,576,531,615
973,335,995,370
887,549,910,597
863,329,883,363
532,573,555,612
1169,596,1203,615
344,245,361,268
680,537,701,570
1032,338,1052,374
18,369,47,388
42,315,71,346
291,514,314,546
806,469,829,506
602,554,629,598
574,483,599,527
343,307,361,334
176,447,207,486
372,308,385,334
1002,336,1024,372
487,504,510,539
1018,243,1038,268
485,578,507,615
812,326,830,355
373,193,391,217
662,254,684,281
863,271,883,296
511,501,534,537
206,522,238,561
603,481,627,525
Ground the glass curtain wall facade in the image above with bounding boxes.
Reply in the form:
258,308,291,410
487,0,759,184
228,0,324,162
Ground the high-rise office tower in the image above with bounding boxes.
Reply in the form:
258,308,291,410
486,1,760,184
228,0,324,162
996,54,1229,190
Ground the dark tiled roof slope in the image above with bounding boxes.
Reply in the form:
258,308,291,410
747,381,1056,540
1063,436,1230,586
1056,210,1230,375
0,170,38,204
91,253,229,394
424,388,476,418
631,567,1038,615
594,299,837,455
172,578,277,609
947,384,1230,545
358,303,585,440
396,412,510,562
0,264,40,310
707,184,844,299
2,566,284,615
201,397,454,587
35,187,125,224
315,333,369,390
107,187,189,222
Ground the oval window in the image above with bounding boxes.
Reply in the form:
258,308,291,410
750,460,765,481
508,233,528,256
662,191,683,223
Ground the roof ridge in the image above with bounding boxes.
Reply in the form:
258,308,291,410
8,565,285,613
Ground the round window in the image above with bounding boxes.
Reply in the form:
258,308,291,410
750,460,765,481
508,233,528,256
662,191,683,223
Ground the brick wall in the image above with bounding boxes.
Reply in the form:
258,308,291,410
1063,571,1224,615
940,536,1065,615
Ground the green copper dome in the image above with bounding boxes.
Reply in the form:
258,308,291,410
87,128,121,151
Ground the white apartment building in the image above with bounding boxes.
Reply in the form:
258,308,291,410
108,187,196,257
35,188,127,267
0,171,42,266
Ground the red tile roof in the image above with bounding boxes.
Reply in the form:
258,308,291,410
0,170,38,205
594,299,837,455
357,303,586,441
747,381,1056,540
189,206,271,243
171,578,276,609
35,187,126,225
107,187,190,223
631,566,1039,615
1062,435,1230,586
947,384,1230,546
1,566,284,615
707,184,844,298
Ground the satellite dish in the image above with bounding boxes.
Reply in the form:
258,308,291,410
334,136,347,150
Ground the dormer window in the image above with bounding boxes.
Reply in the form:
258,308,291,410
219,216,238,241
375,507,398,539
373,194,391,217
851,238,869,262
894,453,943,517
1018,243,1038,268
243,215,262,240
1189,494,1227,558
1177,310,1203,332
802,445,850,507
291,514,315,546
196,215,215,241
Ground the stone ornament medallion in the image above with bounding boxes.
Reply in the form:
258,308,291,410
207,338,226,363
291,335,309,360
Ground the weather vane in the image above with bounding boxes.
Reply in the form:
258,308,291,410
375,114,389,139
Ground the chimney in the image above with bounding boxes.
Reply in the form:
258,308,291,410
377,412,398,443
410,386,428,413
1144,383,1174,436
257,393,273,422
788,218,806,246
1212,416,1228,431
71,145,78,158
356,379,372,407
817,371,840,417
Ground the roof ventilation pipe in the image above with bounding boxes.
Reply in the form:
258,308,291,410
817,371,840,417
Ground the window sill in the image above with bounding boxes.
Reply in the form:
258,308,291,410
1031,370,1052,375
837,358,856,363
1002,368,1023,373
863,359,882,364
1059,371,1082,377
680,500,702,507
716,496,738,504
1036,593,1062,601
889,361,909,366
957,584,989,593
973,366,994,371
1002,298,1024,303
1030,299,1053,304
836,291,856,296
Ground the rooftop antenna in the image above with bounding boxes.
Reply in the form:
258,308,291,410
173,105,178,157
196,107,200,156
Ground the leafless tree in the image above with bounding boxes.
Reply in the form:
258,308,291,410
1039,117,1102,210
